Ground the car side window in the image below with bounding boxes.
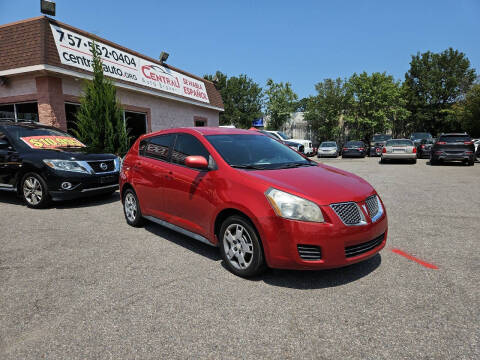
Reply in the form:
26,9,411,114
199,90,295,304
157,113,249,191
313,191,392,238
140,134,174,162
171,133,210,166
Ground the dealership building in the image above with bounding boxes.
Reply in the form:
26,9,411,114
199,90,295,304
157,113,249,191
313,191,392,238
0,16,224,141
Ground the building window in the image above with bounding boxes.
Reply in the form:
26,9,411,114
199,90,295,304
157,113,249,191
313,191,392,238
194,117,207,127
124,111,147,147
65,103,80,133
0,102,38,122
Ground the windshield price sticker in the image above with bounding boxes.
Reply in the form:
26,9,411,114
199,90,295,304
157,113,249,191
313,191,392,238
21,136,86,149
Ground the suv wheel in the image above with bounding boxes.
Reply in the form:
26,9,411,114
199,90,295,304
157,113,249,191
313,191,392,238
21,173,50,209
123,188,144,227
219,215,266,277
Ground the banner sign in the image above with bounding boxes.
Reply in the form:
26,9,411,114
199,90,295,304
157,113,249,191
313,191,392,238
252,118,264,127
50,24,210,103
21,136,86,149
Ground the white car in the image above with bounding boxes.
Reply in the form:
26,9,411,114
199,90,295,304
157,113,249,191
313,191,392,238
265,130,313,156
317,141,339,158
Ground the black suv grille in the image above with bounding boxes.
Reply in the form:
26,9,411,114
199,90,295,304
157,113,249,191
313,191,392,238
345,233,385,258
297,244,322,261
87,160,115,173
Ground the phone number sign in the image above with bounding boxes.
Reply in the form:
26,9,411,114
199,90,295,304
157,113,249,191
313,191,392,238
50,24,210,103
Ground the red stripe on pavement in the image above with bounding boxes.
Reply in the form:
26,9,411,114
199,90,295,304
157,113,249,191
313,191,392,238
391,248,439,269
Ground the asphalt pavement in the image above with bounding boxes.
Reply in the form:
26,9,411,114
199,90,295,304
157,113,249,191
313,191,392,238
0,157,479,359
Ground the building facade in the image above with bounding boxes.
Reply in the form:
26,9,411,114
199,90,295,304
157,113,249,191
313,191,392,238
0,17,224,142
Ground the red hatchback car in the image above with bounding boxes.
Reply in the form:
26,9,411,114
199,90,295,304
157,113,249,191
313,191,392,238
120,128,387,277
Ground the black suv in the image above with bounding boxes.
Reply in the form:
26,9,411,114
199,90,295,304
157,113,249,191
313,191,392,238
369,134,392,156
416,138,435,159
430,133,475,166
0,121,120,208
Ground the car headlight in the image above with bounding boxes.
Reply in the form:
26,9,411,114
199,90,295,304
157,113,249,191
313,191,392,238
115,156,122,171
43,159,91,174
265,188,324,222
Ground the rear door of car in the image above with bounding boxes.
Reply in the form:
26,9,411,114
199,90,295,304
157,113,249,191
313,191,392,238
133,133,174,218
162,133,216,237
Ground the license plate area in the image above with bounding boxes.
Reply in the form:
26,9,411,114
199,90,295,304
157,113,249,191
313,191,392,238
100,175,117,184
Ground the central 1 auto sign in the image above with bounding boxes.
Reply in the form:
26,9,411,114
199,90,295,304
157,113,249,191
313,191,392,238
50,24,210,103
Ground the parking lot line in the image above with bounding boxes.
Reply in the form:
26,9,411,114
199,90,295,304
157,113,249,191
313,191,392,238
391,248,439,269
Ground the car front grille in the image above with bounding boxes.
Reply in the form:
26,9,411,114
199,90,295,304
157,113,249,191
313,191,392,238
330,202,363,225
365,196,379,218
345,233,385,258
87,160,115,173
297,244,322,261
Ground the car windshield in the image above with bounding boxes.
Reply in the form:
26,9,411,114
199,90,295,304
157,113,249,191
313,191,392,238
276,131,291,140
438,135,471,143
386,139,413,146
346,141,364,147
206,134,313,170
321,142,336,147
411,133,432,140
372,135,391,141
4,125,85,150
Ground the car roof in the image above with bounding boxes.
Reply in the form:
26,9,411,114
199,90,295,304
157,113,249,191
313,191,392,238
142,127,263,139
0,120,59,131
440,133,469,136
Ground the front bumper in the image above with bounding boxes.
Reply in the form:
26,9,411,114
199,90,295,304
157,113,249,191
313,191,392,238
257,205,388,270
44,171,119,201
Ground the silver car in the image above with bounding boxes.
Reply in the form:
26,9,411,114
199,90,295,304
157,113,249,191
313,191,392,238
380,139,417,164
317,141,338,158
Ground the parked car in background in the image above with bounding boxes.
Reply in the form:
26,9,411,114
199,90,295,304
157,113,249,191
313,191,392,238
317,141,339,158
416,138,435,159
120,127,387,277
265,130,314,156
473,139,480,160
380,139,417,164
257,130,304,154
430,133,475,166
342,141,367,158
410,132,433,146
0,121,120,208
369,134,392,157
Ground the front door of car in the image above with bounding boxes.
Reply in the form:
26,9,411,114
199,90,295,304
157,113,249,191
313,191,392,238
132,133,174,219
0,132,21,188
163,133,216,238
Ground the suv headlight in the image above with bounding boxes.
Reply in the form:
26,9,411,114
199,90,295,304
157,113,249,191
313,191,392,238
265,188,324,222
43,160,91,174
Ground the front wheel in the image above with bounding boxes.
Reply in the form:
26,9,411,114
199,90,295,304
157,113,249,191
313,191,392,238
123,188,144,227
21,173,50,209
219,215,266,277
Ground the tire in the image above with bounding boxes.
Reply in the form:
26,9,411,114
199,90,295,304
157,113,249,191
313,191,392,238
380,157,385,164
430,157,437,166
412,159,417,164
219,215,266,277
21,172,50,209
123,188,144,227
468,159,474,166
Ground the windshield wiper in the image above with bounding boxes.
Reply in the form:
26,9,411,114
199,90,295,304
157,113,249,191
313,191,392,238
230,164,267,170
277,162,316,169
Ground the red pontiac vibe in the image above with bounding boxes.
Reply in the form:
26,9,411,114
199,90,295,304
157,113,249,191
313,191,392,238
120,128,387,277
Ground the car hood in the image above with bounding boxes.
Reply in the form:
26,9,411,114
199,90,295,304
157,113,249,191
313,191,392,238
245,164,375,205
28,148,117,161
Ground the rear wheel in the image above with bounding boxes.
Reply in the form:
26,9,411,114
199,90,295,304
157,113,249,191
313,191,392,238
123,188,144,227
219,215,266,277
468,159,474,166
21,173,50,209
411,159,417,164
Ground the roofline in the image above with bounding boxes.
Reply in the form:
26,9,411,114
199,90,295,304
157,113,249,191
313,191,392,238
0,64,224,112
0,16,46,30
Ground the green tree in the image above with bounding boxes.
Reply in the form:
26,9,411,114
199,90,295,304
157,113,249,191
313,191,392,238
345,72,408,141
404,48,476,135
74,43,128,155
264,79,298,130
204,71,263,128
304,78,351,142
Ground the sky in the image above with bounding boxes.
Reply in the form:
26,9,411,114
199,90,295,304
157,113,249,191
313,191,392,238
1,0,479,99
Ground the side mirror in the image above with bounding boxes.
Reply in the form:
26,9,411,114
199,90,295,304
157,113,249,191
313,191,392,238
185,155,208,169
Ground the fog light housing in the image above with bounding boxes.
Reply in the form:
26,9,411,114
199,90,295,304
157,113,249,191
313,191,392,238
61,182,73,190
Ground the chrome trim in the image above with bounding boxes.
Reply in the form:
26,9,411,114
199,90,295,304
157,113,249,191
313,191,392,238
330,201,367,226
80,184,118,192
370,195,384,223
144,215,215,247
77,158,120,175
0,183,14,188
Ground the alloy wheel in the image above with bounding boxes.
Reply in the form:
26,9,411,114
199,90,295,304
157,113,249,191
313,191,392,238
124,192,137,222
23,176,43,205
223,224,254,270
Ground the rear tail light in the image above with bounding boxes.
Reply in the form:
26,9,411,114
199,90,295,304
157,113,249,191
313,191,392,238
437,141,446,145
464,141,473,145
382,147,387,153
466,151,473,154
359,148,364,151
421,145,425,149
412,147,417,153
343,148,347,151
